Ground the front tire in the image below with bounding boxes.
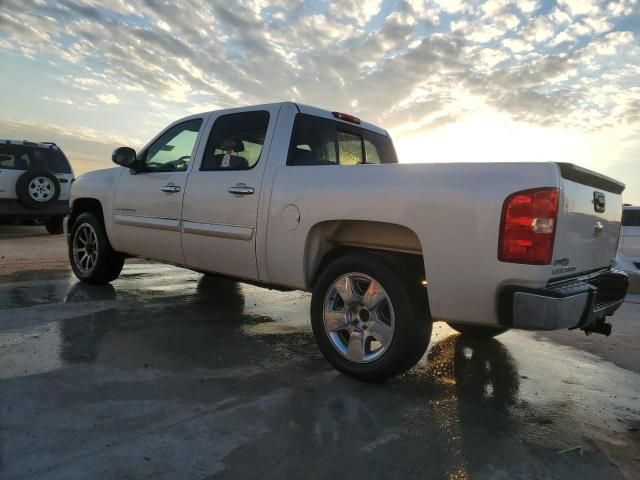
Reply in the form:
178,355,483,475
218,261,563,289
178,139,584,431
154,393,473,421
69,212,124,284
448,323,509,338
45,215,64,234
311,253,431,382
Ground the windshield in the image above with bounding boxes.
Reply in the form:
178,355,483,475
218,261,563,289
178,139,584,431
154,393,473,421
0,144,72,173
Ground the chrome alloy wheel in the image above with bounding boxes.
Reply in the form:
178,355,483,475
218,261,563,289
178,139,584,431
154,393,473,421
73,223,99,273
28,176,55,202
323,273,395,363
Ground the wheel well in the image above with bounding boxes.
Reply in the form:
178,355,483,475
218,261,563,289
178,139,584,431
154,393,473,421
69,198,104,230
305,220,425,288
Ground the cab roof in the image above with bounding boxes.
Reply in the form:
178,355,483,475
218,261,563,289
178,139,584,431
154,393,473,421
294,103,388,137
193,101,389,137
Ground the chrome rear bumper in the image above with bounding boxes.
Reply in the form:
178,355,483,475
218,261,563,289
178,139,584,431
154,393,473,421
499,270,628,331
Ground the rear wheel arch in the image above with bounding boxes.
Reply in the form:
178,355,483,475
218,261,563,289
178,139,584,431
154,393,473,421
304,220,427,290
304,224,432,332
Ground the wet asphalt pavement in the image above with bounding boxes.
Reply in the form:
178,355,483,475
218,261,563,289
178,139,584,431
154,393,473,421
1,263,639,479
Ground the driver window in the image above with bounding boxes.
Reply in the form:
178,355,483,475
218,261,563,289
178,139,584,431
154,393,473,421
143,118,203,172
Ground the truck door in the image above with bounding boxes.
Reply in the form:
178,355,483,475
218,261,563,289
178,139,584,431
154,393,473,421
112,116,207,264
181,106,280,280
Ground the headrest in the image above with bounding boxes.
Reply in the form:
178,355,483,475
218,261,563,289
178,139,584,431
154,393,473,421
221,139,245,153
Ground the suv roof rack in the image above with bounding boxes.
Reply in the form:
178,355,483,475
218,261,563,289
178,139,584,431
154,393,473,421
0,139,60,149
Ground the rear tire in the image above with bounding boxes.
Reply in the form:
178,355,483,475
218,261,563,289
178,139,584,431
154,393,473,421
311,253,431,382
448,323,509,338
45,215,64,234
69,212,124,284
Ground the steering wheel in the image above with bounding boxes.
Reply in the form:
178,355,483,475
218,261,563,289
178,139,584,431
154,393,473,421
173,155,191,170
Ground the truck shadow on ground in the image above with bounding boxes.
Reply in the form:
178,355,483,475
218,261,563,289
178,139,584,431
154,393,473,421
218,336,526,479
58,274,522,405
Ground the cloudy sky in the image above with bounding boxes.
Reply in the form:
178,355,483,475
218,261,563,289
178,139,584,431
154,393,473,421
1,0,639,202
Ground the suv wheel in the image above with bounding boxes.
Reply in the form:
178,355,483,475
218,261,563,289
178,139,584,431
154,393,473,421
69,212,124,284
16,170,61,209
311,253,431,382
45,215,64,234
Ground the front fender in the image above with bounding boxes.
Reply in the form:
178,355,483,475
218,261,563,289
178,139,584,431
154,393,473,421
70,167,124,248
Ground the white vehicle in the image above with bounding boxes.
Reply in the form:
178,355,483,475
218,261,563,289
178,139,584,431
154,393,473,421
619,205,640,268
65,102,629,381
0,140,74,234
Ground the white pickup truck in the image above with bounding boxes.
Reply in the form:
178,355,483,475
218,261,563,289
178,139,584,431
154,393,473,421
66,102,629,381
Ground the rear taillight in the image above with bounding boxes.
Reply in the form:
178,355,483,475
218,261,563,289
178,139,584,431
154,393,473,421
498,187,559,264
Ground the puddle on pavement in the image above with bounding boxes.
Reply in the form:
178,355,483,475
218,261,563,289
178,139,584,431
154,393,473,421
1,263,639,478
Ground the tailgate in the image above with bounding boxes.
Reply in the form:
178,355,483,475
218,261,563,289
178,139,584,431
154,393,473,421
552,163,624,277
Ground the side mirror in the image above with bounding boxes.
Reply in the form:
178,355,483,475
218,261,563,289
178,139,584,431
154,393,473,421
112,147,137,168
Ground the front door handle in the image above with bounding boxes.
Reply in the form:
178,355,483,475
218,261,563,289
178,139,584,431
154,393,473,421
228,185,255,195
161,185,181,193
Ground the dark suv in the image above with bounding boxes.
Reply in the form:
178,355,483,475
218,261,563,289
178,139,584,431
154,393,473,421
0,140,74,234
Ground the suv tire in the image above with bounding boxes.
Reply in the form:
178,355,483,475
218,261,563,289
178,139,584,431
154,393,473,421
45,215,64,234
16,170,61,209
311,253,431,382
69,212,124,284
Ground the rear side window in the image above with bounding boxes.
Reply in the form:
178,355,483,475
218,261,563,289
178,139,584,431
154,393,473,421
287,114,337,166
287,113,397,166
622,210,640,227
363,130,398,164
0,144,71,173
201,111,270,171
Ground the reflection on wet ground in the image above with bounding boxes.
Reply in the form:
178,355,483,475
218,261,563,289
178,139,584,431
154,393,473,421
1,264,639,479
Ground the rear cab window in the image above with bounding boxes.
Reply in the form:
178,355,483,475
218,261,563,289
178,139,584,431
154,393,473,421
287,113,397,166
337,131,363,165
0,144,71,173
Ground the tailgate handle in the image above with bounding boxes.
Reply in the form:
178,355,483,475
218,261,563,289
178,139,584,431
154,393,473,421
593,191,605,213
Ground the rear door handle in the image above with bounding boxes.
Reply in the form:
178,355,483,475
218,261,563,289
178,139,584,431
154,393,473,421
161,185,181,193
228,185,255,195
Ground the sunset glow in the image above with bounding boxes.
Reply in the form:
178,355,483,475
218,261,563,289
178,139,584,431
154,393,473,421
1,0,638,202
